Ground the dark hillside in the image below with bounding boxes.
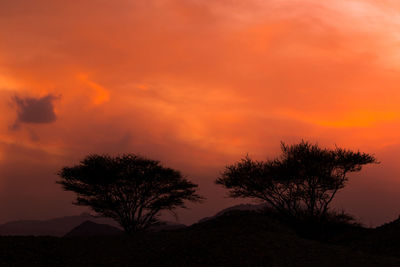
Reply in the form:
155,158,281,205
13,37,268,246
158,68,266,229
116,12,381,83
0,211,399,266
339,216,400,258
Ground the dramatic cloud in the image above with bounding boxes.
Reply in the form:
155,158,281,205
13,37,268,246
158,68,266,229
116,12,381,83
0,0,400,225
13,95,58,128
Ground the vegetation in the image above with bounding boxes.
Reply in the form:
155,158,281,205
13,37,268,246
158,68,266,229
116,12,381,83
57,154,202,234
216,141,378,221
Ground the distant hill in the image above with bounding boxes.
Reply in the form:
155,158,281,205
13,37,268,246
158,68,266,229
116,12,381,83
65,221,123,237
198,203,267,223
1,204,267,237
65,220,186,237
148,221,187,232
0,213,120,237
0,213,186,236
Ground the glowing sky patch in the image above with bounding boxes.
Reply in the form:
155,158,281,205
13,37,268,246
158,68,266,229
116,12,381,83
77,74,110,106
0,0,400,226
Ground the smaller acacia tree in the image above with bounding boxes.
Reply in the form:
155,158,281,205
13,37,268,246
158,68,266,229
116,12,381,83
216,141,378,221
57,154,202,234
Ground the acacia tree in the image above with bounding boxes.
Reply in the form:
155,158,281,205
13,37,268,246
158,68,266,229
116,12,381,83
216,141,378,220
57,154,202,234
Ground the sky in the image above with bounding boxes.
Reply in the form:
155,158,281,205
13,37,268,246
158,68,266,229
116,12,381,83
1,0,400,226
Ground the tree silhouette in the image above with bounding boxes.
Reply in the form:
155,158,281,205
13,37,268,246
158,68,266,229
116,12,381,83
57,154,202,234
216,141,378,221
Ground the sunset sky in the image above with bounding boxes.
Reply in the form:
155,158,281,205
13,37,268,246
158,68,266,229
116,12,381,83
1,0,400,226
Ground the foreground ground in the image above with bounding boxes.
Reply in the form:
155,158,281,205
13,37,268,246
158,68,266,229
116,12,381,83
1,211,400,266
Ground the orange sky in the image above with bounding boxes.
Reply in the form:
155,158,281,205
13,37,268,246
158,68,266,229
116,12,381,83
1,0,400,226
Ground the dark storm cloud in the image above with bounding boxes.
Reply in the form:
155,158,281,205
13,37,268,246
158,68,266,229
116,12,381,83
13,95,58,128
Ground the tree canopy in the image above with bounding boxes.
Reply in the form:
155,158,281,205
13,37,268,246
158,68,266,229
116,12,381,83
216,141,378,221
57,154,202,233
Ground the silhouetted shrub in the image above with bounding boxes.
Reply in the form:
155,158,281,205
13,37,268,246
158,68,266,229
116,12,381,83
57,154,202,234
216,140,377,222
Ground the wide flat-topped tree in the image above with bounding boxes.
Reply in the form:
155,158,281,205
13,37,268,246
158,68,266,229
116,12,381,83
58,154,202,234
216,141,378,221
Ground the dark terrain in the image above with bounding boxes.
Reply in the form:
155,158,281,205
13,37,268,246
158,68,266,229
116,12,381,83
1,210,400,266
